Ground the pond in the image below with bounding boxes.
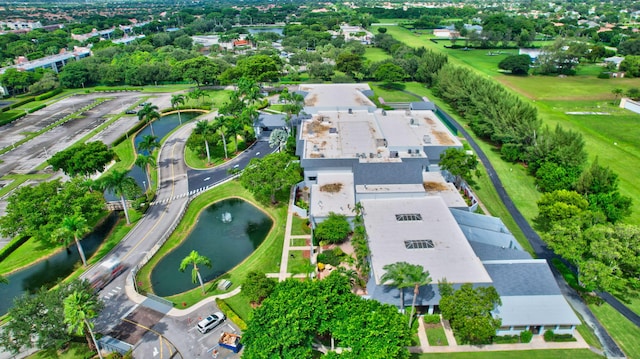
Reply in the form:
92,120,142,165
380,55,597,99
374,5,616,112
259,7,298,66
248,27,284,35
104,111,201,201
0,213,118,316
149,198,272,297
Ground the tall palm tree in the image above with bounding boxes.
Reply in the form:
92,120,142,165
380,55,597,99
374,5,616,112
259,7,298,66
171,94,186,124
269,129,288,152
64,290,104,359
137,135,160,155
55,214,90,266
135,154,156,192
194,120,215,164
137,103,160,136
382,261,431,328
226,118,244,153
179,250,212,294
237,77,263,105
100,170,137,225
212,116,229,159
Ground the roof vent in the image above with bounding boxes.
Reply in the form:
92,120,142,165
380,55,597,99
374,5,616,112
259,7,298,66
423,135,431,144
382,110,387,116
348,108,353,114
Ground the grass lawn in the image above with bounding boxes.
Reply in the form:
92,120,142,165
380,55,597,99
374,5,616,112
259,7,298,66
291,214,311,236
287,250,311,275
364,47,392,62
589,303,640,359
136,180,286,308
223,289,254,323
425,321,449,346
184,138,247,169
369,83,422,102
410,350,602,359
291,237,308,247
27,341,94,359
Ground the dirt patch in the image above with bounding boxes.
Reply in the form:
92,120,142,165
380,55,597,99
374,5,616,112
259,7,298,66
423,181,449,192
108,306,165,345
354,95,371,106
320,182,343,193
305,119,330,135
305,94,318,106
433,130,455,145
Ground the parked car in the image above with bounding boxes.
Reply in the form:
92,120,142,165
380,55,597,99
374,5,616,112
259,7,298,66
125,110,137,114
197,312,226,334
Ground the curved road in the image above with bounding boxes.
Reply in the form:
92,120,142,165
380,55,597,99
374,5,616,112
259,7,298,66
435,105,626,358
89,118,272,358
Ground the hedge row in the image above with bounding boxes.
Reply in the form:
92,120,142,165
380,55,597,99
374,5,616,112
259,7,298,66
0,97,34,113
544,330,576,342
94,86,143,92
215,298,248,331
34,88,62,101
423,314,441,324
28,104,46,113
0,112,26,126
0,235,29,264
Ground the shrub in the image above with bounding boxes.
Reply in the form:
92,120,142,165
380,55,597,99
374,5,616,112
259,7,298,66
597,72,611,79
520,330,533,343
544,330,555,341
493,335,520,344
317,248,343,266
27,104,46,113
0,111,26,126
314,212,351,244
423,314,441,324
543,330,576,342
34,88,62,101
215,298,248,330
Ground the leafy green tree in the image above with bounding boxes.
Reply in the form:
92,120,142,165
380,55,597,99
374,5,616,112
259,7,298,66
48,141,115,178
439,148,479,187
576,158,632,223
137,135,160,155
212,116,230,159
335,52,363,77
0,68,35,94
99,170,138,225
439,283,501,345
619,56,640,78
0,179,104,243
59,61,91,88
137,103,160,136
28,71,59,94
177,56,226,87
308,62,335,81
194,120,215,164
534,189,590,232
135,154,156,192
535,162,581,193
53,214,90,266
381,262,431,328
63,290,103,358
525,125,587,176
0,280,97,353
374,62,407,85
498,55,531,75
179,250,212,295
618,38,640,55
240,152,301,204
171,94,186,124
242,272,410,359
314,212,351,244
242,271,277,305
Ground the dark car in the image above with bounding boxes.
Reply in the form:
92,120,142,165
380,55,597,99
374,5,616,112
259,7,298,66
125,110,137,114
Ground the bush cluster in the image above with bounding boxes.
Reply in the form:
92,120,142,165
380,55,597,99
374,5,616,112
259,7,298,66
493,335,520,344
215,298,248,331
543,330,576,342
423,314,441,324
317,247,345,267
34,88,62,101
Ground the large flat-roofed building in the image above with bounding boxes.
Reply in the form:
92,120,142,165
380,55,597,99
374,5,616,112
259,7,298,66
0,47,91,75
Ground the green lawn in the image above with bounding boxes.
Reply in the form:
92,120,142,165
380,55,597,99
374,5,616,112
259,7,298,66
589,303,640,359
184,138,248,169
364,47,392,62
287,250,311,275
291,214,311,236
425,322,449,346
27,341,94,359
369,83,421,102
223,290,254,323
411,350,602,359
136,180,286,308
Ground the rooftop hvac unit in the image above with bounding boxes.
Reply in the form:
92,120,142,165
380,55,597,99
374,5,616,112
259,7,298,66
382,110,387,116
348,108,353,114
423,135,431,144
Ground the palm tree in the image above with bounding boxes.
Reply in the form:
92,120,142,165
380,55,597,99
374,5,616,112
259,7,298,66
279,88,304,130
135,154,156,192
137,103,160,136
237,77,263,105
100,170,137,225
195,120,215,164
171,94,186,124
64,290,104,359
54,214,91,266
137,135,160,155
226,118,244,153
179,250,212,294
381,261,432,328
212,117,229,159
269,129,288,152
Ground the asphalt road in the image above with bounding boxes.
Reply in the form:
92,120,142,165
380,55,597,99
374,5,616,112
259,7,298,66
435,105,626,358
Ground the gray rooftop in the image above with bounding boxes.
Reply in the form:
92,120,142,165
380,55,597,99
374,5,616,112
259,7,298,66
310,172,355,218
299,83,375,109
483,259,561,296
255,113,287,128
494,296,580,326
469,241,532,261
451,208,523,250
362,197,491,285
410,102,436,111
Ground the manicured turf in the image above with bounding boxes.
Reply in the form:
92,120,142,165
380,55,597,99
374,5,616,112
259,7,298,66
287,249,311,275
291,215,311,236
410,350,602,359
27,341,94,359
364,47,392,62
136,180,286,308
369,83,421,102
425,322,449,346
589,303,640,359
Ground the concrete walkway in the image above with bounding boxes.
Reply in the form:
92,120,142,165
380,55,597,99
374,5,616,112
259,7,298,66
274,187,314,281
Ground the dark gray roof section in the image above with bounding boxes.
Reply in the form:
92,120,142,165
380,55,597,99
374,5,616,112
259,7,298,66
295,90,308,98
469,241,532,261
360,89,374,98
367,277,492,307
353,161,426,185
483,260,562,296
451,208,523,250
410,101,436,111
254,113,287,128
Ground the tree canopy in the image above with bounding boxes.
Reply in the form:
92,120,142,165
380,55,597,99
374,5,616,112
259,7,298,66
242,272,411,359
48,141,115,178
498,54,531,75
240,152,301,204
242,271,277,305
314,212,351,244
439,148,479,187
